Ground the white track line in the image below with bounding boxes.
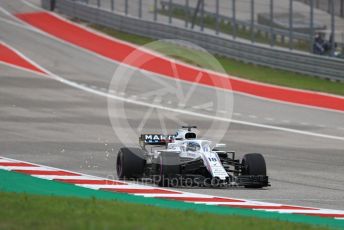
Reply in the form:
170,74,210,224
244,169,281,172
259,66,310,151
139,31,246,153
0,166,53,171
266,210,344,214
32,175,99,180
140,193,214,198
21,0,41,11
39,3,344,101
1,43,344,141
0,159,21,163
79,184,151,190
3,5,344,115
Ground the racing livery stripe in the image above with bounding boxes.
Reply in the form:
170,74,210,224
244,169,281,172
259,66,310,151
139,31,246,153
1,156,343,220
15,12,344,112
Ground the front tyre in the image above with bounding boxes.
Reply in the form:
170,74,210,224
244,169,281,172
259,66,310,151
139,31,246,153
241,153,266,188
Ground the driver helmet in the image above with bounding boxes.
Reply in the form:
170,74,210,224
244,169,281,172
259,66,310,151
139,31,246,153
187,141,201,152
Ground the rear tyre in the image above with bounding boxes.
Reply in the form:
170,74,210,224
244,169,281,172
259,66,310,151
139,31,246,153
157,152,180,187
241,153,266,188
116,147,145,179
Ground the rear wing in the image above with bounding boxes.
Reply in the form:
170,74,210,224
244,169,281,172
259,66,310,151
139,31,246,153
139,134,175,148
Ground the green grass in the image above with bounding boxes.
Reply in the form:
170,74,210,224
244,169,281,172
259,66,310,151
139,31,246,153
1,169,342,229
0,191,331,230
89,24,344,96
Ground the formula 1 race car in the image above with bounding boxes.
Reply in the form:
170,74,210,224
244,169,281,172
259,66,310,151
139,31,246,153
116,126,269,188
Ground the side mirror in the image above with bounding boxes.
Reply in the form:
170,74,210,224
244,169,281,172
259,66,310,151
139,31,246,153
215,143,226,148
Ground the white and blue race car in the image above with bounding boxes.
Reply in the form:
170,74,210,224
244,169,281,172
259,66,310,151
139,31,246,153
116,126,269,188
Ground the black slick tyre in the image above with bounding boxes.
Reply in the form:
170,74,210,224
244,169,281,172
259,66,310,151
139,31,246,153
116,147,145,179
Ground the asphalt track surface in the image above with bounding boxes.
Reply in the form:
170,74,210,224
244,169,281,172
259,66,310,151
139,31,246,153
1,0,344,211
